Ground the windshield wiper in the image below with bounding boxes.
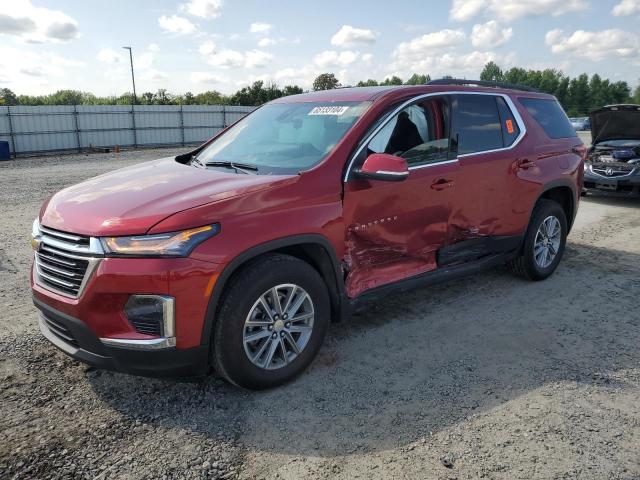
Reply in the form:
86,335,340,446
204,160,259,175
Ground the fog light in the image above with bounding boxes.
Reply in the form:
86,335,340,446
124,295,175,338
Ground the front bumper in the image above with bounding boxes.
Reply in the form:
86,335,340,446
583,167,640,195
31,252,224,377
35,298,209,377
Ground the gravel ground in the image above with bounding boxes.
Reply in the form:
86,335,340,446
1,140,640,479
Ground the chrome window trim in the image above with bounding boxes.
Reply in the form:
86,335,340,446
343,91,527,182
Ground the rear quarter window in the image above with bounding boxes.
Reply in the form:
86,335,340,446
519,97,577,139
496,97,520,147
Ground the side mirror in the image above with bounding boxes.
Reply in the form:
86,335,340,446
354,153,409,182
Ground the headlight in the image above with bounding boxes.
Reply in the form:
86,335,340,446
101,224,219,257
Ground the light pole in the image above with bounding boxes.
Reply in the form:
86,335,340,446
122,46,137,104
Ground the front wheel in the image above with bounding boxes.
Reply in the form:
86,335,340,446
507,199,568,281
212,254,330,390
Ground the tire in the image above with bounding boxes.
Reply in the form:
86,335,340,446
212,253,330,390
507,199,568,281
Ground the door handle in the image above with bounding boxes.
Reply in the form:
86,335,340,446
516,158,536,170
431,178,454,191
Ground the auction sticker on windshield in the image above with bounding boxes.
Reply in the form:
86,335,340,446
308,106,350,116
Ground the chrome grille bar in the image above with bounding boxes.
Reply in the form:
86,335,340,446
33,221,103,299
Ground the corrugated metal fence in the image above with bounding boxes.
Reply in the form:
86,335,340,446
0,105,255,157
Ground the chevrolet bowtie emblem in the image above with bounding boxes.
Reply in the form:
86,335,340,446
31,236,42,252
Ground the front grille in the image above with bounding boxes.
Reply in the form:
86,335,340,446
34,225,100,298
41,313,78,347
591,162,636,178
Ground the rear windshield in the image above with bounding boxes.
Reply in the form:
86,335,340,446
195,101,370,174
519,98,576,139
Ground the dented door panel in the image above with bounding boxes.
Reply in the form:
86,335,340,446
343,162,459,298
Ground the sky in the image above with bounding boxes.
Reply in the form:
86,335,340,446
1,0,639,96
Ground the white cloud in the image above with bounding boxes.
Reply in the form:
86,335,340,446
202,47,273,68
190,72,228,84
158,15,197,35
393,29,466,62
0,45,84,93
179,0,222,19
0,0,79,43
362,53,374,64
314,50,360,68
258,37,277,47
450,0,587,22
198,40,216,55
97,48,123,64
471,21,513,48
546,28,640,61
148,43,160,52
449,0,485,21
612,0,640,16
207,49,244,67
331,25,377,47
250,22,273,34
244,49,274,68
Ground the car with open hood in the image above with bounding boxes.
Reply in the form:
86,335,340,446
583,104,640,196
31,80,584,389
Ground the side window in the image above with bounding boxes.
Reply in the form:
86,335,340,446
496,97,520,147
451,95,503,155
519,97,577,139
367,98,450,167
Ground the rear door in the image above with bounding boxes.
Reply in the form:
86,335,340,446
441,93,526,265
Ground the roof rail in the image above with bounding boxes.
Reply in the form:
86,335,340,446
427,78,540,93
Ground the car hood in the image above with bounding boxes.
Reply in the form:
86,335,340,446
40,157,296,236
590,105,640,144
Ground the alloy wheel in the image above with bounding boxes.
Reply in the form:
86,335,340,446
242,284,314,370
534,215,562,268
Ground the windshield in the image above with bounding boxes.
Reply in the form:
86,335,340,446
194,101,370,174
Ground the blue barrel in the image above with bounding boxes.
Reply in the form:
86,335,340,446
0,141,10,160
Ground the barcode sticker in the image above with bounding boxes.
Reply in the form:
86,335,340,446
308,106,350,116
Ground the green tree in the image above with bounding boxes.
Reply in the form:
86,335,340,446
632,83,640,104
567,74,590,116
381,75,403,86
313,73,340,91
282,85,303,96
480,61,504,82
0,88,18,105
194,90,227,105
356,79,379,87
405,74,430,85
503,67,528,85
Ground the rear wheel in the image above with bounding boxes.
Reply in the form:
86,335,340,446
507,199,568,281
212,254,330,390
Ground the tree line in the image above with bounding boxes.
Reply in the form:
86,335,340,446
1,65,638,116
479,62,639,116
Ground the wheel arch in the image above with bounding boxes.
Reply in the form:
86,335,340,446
200,234,347,350
533,180,578,233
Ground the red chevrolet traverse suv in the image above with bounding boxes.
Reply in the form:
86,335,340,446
31,80,585,389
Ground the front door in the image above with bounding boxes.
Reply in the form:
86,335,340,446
342,96,459,298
